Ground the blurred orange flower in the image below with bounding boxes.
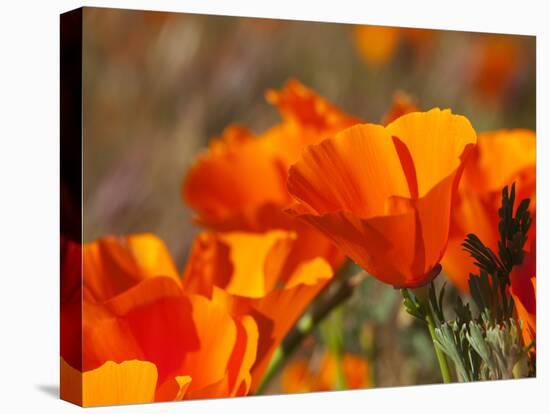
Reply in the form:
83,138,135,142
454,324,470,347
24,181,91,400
183,79,359,232
181,82,363,390
354,25,435,67
441,129,536,292
181,230,335,391
469,36,523,103
441,129,536,350
354,25,400,66
381,91,419,125
282,352,370,393
61,234,259,406
286,108,476,288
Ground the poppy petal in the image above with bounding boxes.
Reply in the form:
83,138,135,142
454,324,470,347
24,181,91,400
77,360,158,407
83,234,179,303
287,109,476,287
84,277,200,385
386,108,477,198
287,123,410,218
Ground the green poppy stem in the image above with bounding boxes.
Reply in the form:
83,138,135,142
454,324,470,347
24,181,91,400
255,269,366,394
424,306,452,383
401,287,452,384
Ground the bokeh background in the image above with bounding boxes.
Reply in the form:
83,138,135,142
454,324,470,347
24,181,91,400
82,7,535,392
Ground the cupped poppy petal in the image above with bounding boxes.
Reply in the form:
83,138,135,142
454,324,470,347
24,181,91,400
83,301,145,371
182,80,358,232
287,109,476,287
75,232,262,403
182,312,260,400
287,197,444,288
217,231,296,298
385,108,477,198
461,129,536,194
154,375,192,401
61,359,159,407
181,229,335,391
180,293,238,393
124,234,180,280
248,276,333,389
183,126,290,229
287,123,410,218
183,230,334,298
442,129,536,292
285,257,333,289
83,233,179,303
180,232,234,298
83,277,200,385
175,376,193,399
182,230,296,298
226,315,260,396
83,360,158,407
82,275,257,402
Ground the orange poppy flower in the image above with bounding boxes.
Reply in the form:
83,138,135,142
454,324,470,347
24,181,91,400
441,129,536,292
82,233,180,303
61,234,259,406
183,79,358,232
61,359,160,406
181,230,335,391
286,108,477,288
181,82,355,350
282,352,370,393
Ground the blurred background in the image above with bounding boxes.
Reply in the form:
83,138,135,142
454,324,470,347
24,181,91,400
82,7,536,392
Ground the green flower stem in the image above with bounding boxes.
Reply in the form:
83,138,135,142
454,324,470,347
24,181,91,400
255,270,366,394
334,352,348,390
424,306,453,383
321,306,347,390
401,288,452,384
255,347,285,395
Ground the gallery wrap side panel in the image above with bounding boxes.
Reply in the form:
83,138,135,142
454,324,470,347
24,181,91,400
60,7,83,407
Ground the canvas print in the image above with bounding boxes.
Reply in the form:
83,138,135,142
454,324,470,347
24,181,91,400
60,7,536,407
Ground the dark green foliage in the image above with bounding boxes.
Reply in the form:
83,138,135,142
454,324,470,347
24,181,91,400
401,288,426,323
462,183,532,324
404,183,534,382
429,282,446,323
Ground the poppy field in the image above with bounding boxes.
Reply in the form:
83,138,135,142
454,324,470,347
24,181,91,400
60,7,536,406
